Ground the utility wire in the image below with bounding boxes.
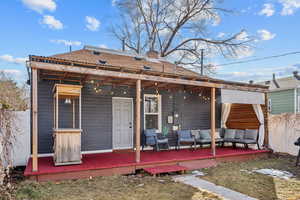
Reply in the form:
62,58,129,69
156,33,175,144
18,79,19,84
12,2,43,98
214,51,300,67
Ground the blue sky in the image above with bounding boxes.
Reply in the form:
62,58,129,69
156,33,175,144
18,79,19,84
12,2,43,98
0,0,300,83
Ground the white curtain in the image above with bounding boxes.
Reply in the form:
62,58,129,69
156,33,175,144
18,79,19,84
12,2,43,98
221,103,232,128
252,104,265,148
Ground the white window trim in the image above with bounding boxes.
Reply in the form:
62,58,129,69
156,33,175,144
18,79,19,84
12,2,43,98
298,95,300,113
144,94,162,132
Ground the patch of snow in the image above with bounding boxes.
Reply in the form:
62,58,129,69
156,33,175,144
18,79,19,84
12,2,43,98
254,169,293,180
192,170,205,176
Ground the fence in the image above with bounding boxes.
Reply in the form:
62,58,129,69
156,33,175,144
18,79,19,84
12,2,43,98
269,113,300,156
0,110,30,167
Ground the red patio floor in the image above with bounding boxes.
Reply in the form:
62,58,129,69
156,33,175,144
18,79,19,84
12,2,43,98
24,147,269,176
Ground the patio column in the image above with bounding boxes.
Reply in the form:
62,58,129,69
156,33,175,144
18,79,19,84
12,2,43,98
210,87,216,156
135,79,141,163
32,68,38,171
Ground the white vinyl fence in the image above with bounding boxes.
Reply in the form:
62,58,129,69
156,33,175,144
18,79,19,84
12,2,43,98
269,113,300,156
0,110,30,167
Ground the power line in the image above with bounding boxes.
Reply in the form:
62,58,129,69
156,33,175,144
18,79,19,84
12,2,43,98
215,51,300,67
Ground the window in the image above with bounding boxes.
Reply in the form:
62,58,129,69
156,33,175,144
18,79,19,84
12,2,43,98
144,94,161,132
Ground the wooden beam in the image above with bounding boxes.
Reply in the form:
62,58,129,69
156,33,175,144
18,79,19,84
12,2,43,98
135,79,141,163
32,68,38,172
31,61,222,88
30,61,268,92
210,87,216,156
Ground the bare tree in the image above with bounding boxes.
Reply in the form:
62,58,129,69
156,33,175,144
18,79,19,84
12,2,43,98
0,72,28,198
111,0,253,74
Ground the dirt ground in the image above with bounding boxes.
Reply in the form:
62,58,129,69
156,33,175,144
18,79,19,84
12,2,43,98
201,154,300,200
1,173,224,200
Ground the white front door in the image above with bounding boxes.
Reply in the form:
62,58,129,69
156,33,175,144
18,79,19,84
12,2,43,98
112,98,133,149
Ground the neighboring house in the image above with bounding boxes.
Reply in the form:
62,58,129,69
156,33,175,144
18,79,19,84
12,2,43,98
24,46,269,181
259,72,300,114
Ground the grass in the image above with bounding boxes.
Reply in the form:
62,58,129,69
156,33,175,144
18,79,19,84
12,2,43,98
11,175,223,200
201,154,300,200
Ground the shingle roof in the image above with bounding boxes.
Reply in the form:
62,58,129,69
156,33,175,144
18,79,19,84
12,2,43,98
52,45,201,77
259,76,300,91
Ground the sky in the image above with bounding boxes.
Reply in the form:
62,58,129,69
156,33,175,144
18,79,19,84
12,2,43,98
0,0,300,83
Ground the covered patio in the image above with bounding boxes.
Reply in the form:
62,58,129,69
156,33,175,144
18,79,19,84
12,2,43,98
26,46,270,181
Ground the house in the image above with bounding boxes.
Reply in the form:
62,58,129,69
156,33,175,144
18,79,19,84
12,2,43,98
260,72,300,114
24,45,270,181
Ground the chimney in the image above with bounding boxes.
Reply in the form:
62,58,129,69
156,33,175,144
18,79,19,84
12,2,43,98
293,71,300,80
146,50,159,59
272,73,280,88
122,38,125,51
249,80,254,84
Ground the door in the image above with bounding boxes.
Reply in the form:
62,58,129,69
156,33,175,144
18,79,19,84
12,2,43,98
112,98,133,149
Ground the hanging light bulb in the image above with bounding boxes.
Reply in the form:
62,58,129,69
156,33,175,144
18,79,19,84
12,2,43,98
64,98,71,104
183,96,186,100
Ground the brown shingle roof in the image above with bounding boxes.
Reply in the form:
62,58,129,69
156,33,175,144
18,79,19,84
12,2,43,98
52,46,201,77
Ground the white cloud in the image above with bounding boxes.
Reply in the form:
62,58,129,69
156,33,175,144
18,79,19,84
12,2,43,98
41,15,63,30
217,32,226,38
236,31,249,41
216,63,300,82
0,54,27,64
259,3,275,16
51,39,82,46
22,0,56,13
85,16,100,31
112,0,118,6
98,44,108,48
257,29,276,40
0,69,22,75
279,0,300,15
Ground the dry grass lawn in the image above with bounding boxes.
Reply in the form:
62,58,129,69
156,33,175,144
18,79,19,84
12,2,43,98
10,175,222,200
201,154,300,200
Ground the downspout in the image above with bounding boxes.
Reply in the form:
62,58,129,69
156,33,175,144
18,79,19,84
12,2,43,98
293,71,300,113
294,88,297,114
26,58,33,155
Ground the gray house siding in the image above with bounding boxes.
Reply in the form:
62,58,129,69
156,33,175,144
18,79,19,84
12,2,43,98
37,80,221,154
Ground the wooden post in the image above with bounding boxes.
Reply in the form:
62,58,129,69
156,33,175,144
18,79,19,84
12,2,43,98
56,91,58,129
73,99,75,128
264,92,269,147
210,87,216,156
135,79,141,163
32,68,38,171
79,92,82,130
